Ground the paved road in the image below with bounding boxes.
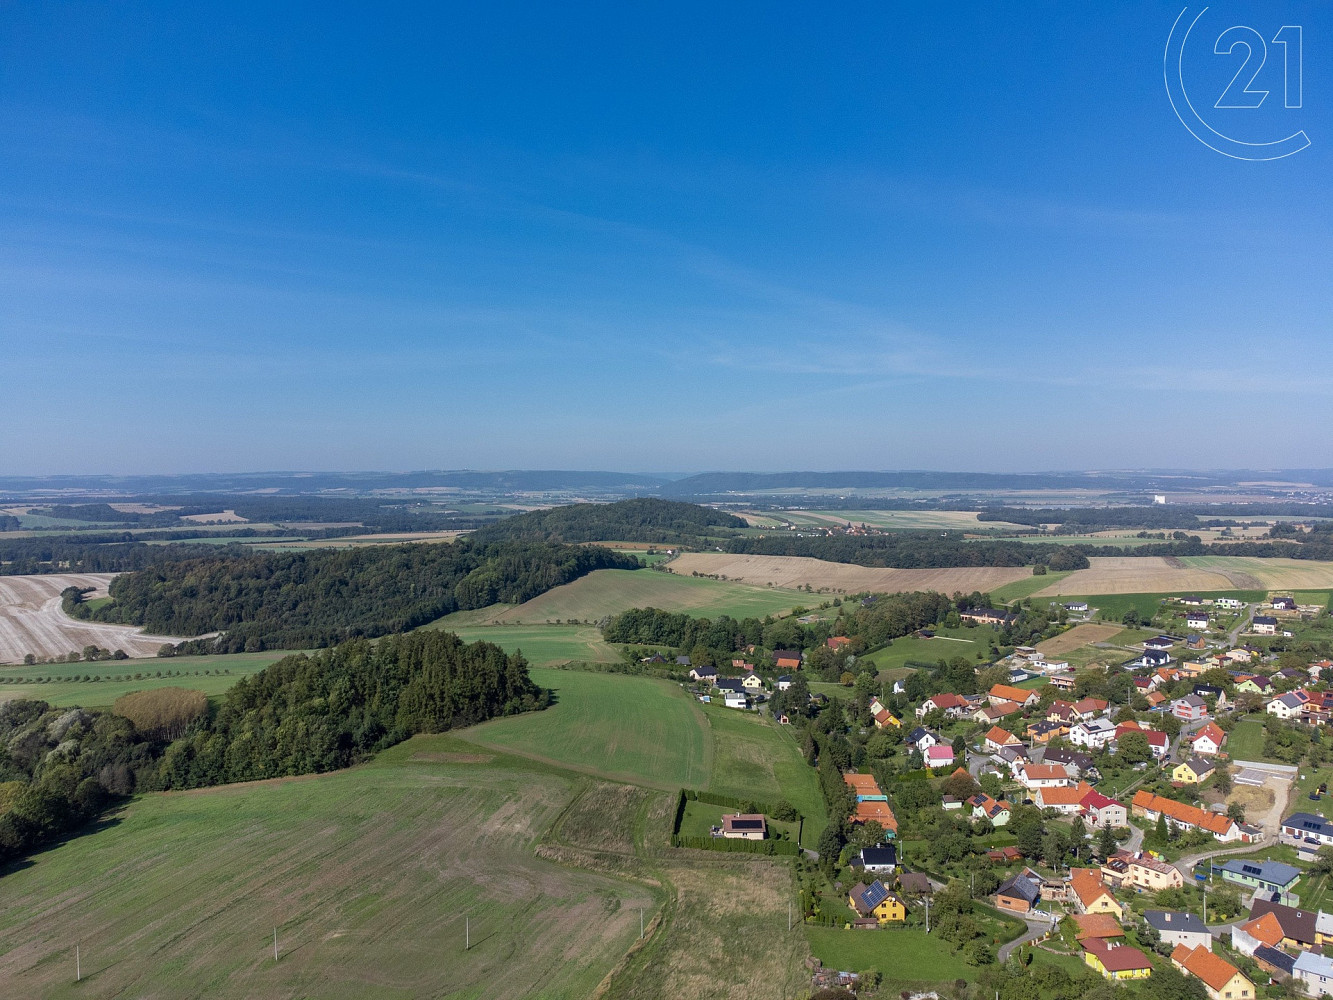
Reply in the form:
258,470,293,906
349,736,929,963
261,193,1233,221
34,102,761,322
1227,604,1259,646
998,914,1058,962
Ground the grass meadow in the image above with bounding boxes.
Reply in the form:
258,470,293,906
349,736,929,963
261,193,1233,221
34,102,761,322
460,668,711,789
0,735,657,1000
433,623,622,665
0,651,292,709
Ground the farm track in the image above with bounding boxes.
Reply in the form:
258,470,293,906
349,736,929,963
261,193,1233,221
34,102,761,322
0,574,186,664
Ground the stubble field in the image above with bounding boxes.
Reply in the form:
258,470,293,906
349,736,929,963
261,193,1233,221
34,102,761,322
662,553,1030,594
0,574,185,664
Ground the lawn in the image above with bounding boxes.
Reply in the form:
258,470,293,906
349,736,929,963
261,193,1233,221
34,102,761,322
676,798,800,843
459,668,711,790
0,735,657,1000
1059,591,1268,625
428,623,622,665
701,702,829,844
804,926,976,981
861,628,984,673
1226,718,1274,763
0,651,292,709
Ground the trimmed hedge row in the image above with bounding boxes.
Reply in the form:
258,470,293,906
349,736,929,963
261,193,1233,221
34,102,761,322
671,834,800,856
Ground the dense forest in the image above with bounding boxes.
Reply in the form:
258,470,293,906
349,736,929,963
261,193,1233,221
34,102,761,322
38,496,489,532
0,535,241,576
69,540,638,651
0,514,19,531
0,631,544,863
469,497,746,545
980,503,1333,531
724,531,1091,570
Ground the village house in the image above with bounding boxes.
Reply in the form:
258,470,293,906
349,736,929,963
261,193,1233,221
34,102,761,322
1072,914,1125,943
1146,690,1169,709
1082,938,1152,981
1272,596,1298,611
1215,597,1243,609
1234,675,1273,696
773,649,803,670
1103,851,1183,891
1114,725,1169,759
1071,718,1118,750
1192,722,1227,756
989,683,1040,708
1252,616,1279,635
969,793,1012,826
1132,790,1243,842
1212,859,1301,900
854,844,898,873
1073,697,1109,718
1034,781,1095,814
984,725,1023,753
1070,868,1123,918
1043,747,1096,778
688,664,717,682
741,673,764,691
906,727,941,753
721,813,767,840
961,608,1017,626
1232,911,1286,957
925,744,956,768
776,675,793,691
848,880,906,923
1172,694,1209,722
826,635,851,650
1049,673,1078,692
1016,762,1072,790
873,707,900,729
1269,691,1309,720
1280,812,1333,861
723,690,748,709
916,692,971,718
975,701,1022,724
1027,720,1069,744
1294,952,1333,997
1173,757,1216,785
995,870,1042,914
1172,944,1254,1000
1081,789,1128,829
1186,611,1211,631
1249,900,1320,950
1145,910,1210,950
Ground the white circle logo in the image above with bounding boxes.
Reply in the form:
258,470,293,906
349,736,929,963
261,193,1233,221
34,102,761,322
1165,6,1311,160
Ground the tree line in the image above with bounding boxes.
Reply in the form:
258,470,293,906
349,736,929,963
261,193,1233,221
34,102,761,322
67,540,639,652
0,630,545,864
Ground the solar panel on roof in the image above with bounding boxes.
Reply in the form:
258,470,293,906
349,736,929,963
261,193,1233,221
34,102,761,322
863,882,889,908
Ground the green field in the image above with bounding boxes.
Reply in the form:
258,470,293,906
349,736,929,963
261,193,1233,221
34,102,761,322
861,628,982,672
0,735,657,999
804,926,976,982
460,668,711,789
485,568,812,623
1065,590,1268,624
990,572,1073,602
432,623,622,665
701,702,829,843
0,651,292,709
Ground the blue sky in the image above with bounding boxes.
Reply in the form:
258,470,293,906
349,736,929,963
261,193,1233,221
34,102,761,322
1,1,1329,474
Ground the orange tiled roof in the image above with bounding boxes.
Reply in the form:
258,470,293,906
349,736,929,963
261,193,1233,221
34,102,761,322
1131,790,1234,836
1036,782,1094,806
990,684,1032,703
1239,911,1284,948
854,799,898,831
844,773,881,794
985,725,1019,745
1173,944,1244,992
1072,913,1125,940
1070,868,1114,908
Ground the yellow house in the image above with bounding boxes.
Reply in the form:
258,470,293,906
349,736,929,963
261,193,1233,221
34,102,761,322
1172,758,1215,785
1083,939,1153,980
1172,944,1253,1000
1071,868,1124,919
849,881,906,923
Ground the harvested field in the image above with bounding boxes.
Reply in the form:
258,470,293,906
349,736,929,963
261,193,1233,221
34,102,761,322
1181,556,1333,590
0,574,185,664
1032,557,1242,597
1035,623,1124,656
180,509,247,523
664,553,1029,594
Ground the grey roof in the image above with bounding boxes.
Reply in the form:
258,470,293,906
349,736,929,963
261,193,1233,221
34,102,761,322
1182,756,1214,774
1175,694,1206,708
1294,950,1333,978
996,874,1040,904
1216,858,1301,886
1255,945,1296,975
1282,812,1333,837
1254,616,1279,626
675,656,692,665
860,845,897,867
1144,910,1207,934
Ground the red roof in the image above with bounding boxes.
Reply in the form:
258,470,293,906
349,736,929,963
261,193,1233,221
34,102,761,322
1080,789,1123,813
1083,938,1150,972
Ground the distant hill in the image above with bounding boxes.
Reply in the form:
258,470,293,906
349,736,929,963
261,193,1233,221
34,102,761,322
469,498,745,545
659,470,1234,496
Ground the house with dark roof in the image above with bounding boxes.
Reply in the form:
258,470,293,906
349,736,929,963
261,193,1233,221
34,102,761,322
1249,899,1320,950
1171,694,1208,722
995,871,1041,914
906,727,940,752
721,813,767,840
855,844,898,873
1280,811,1333,860
1253,945,1296,979
688,664,716,681
1144,910,1210,950
1252,616,1279,635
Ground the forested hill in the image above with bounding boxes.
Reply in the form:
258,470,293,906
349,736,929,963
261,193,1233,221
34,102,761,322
72,540,638,651
0,631,546,864
724,531,1090,570
468,497,746,545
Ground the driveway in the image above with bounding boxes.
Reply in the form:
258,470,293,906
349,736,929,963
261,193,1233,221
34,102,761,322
998,914,1058,962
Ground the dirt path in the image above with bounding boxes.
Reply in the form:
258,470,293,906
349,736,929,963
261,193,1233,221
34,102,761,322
0,574,186,664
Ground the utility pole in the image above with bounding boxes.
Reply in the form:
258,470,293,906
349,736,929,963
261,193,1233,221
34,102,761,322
925,897,930,933
273,927,278,962
76,943,80,982
466,915,470,952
